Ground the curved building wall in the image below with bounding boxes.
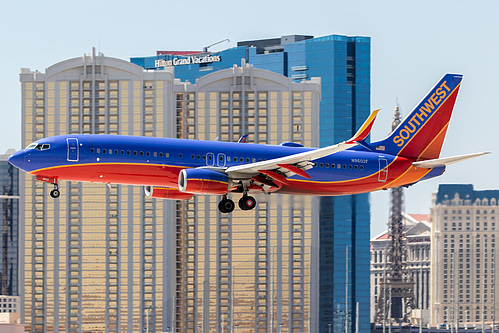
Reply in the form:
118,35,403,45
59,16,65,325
20,50,176,333
20,52,321,332
172,63,321,332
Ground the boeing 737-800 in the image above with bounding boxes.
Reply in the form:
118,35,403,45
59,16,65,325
8,74,488,213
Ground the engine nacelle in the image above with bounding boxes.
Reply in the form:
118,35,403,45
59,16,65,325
178,168,229,195
144,186,193,200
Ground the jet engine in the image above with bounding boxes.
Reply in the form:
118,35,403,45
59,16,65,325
178,168,229,195
144,186,193,200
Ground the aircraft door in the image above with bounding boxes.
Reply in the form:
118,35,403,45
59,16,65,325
67,138,79,162
217,153,226,167
378,157,388,182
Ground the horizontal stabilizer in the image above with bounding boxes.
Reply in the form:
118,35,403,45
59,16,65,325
412,152,490,169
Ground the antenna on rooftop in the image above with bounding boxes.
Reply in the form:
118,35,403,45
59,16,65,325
203,39,230,53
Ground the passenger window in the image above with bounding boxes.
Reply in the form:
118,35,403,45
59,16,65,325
349,165,352,170
354,165,358,170
246,158,250,162
208,155,212,161
192,154,195,159
114,150,118,155
134,151,137,156
91,148,95,153
109,149,112,154
127,150,131,155
153,152,157,157
197,155,201,160
227,157,231,162
240,157,243,162
252,158,256,162
103,149,107,154
146,152,150,157
179,154,183,158
331,164,335,168
326,163,329,168
140,152,144,156
159,152,163,158
121,150,124,155
320,163,324,168
343,164,347,169
360,166,364,170
97,149,101,154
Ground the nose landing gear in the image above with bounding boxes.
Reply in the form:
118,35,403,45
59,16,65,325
50,183,60,198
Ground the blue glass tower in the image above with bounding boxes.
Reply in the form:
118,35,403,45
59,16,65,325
131,34,371,331
0,152,19,297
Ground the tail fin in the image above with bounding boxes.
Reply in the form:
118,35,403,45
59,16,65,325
372,73,463,160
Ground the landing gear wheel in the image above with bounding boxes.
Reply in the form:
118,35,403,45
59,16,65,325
239,195,256,210
218,198,235,213
50,189,60,198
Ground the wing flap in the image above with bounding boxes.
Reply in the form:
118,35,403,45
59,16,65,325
412,152,490,169
225,110,379,176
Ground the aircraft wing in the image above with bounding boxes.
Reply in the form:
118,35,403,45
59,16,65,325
412,152,490,169
225,110,379,179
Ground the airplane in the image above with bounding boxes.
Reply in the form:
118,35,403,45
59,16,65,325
8,73,488,213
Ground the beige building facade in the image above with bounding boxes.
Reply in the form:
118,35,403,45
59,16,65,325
172,61,321,333
20,51,321,332
430,184,499,327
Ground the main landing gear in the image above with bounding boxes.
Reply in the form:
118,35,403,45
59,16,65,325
50,183,60,198
218,194,256,214
218,196,235,213
238,195,256,210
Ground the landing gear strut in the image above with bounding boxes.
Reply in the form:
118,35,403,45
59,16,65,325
218,196,235,214
50,183,60,199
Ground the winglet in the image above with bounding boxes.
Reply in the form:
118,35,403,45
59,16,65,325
346,109,379,144
238,134,249,143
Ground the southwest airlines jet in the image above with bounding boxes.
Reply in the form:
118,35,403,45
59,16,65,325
9,74,487,213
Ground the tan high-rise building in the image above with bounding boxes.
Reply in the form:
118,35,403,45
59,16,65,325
172,62,321,332
430,184,499,327
20,49,177,333
20,50,321,332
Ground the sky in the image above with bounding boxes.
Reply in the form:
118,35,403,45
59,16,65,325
1,1,497,237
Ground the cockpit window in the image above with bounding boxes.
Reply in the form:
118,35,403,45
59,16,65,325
26,143,50,150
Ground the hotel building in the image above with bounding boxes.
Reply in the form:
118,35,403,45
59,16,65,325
20,49,323,332
430,184,499,327
132,33,372,332
370,213,431,325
